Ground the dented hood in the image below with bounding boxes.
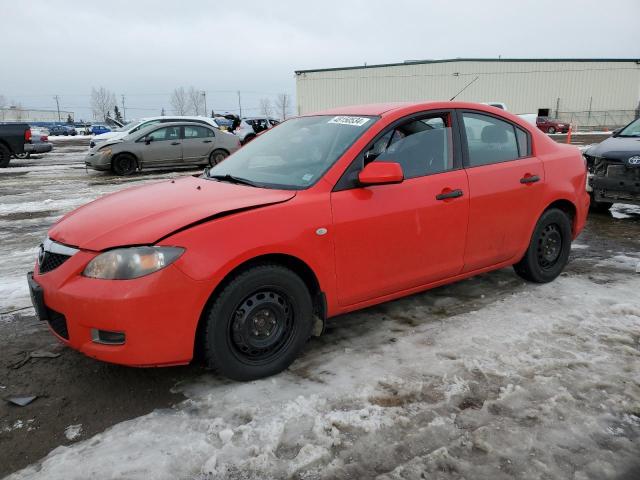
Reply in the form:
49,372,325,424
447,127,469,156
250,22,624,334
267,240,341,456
49,176,295,251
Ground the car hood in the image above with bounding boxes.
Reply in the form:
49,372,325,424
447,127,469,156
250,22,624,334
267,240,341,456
93,131,126,142
585,136,640,158
48,176,296,251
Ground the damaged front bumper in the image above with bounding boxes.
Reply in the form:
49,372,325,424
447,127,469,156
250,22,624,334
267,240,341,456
586,155,640,206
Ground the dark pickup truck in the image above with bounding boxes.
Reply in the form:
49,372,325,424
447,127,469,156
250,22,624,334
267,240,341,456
0,123,30,167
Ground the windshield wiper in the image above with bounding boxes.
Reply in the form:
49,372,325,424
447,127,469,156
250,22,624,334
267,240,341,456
208,173,261,187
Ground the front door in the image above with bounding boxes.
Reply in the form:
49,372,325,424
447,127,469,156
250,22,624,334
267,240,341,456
182,125,216,164
331,111,469,306
459,110,545,272
139,125,182,167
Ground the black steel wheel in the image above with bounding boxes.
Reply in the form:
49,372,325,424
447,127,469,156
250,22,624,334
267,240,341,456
514,208,572,283
111,154,137,176
202,264,313,381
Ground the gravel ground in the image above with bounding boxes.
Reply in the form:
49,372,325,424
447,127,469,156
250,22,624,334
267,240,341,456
1,136,639,479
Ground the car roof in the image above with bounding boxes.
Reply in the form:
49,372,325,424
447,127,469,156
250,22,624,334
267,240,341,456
308,101,526,120
132,121,216,134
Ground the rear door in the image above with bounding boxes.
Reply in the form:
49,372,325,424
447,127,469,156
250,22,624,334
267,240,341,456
138,125,182,167
458,110,544,272
181,125,215,164
331,110,469,306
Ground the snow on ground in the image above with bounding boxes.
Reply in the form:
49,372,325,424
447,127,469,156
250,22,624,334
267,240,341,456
7,273,640,480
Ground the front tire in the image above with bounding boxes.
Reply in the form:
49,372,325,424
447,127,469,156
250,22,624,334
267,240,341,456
14,152,30,159
589,193,613,213
547,126,556,134
514,208,572,283
202,264,313,381
209,149,228,166
111,154,137,176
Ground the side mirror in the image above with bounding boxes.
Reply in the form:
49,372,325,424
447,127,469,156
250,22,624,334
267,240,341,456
145,136,153,145
611,127,622,137
358,161,404,186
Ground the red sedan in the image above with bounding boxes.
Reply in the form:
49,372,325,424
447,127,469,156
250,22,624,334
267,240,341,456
28,102,589,380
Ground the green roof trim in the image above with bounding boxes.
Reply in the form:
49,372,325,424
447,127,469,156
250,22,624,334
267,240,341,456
295,58,640,74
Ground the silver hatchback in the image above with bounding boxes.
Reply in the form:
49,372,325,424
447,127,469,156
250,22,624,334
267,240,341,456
84,122,241,175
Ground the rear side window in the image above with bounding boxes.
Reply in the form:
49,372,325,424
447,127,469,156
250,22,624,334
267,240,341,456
462,112,527,167
184,126,213,138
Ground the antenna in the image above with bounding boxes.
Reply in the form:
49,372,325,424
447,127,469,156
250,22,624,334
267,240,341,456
449,76,479,101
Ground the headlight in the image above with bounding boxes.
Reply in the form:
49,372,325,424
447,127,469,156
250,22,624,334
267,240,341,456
98,146,112,156
83,246,184,279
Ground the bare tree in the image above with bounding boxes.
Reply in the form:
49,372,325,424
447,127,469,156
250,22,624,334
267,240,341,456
187,87,204,116
170,87,189,115
275,93,292,120
90,87,116,121
259,97,273,118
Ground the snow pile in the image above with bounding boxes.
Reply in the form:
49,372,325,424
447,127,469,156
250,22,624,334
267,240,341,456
7,274,640,480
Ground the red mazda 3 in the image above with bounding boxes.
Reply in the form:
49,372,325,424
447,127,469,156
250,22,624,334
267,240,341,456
28,102,589,380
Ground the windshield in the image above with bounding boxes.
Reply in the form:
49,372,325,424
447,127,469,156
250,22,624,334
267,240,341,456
206,115,376,189
618,118,640,137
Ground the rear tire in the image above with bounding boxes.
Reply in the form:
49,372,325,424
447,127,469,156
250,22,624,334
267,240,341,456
547,126,556,134
202,264,313,381
209,149,228,166
243,135,256,145
514,208,572,283
14,152,30,159
111,154,137,176
0,144,11,168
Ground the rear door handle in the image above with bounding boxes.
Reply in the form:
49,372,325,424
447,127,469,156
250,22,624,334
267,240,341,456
520,174,540,184
171,141,181,146
436,189,464,200
203,140,212,143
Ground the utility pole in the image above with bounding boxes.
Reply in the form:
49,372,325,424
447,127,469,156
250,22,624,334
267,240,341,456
121,95,126,122
53,95,61,122
237,90,242,118
202,91,207,117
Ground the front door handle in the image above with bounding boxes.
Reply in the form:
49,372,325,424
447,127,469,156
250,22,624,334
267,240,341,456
520,174,540,184
436,189,464,201
203,140,212,143
171,141,181,146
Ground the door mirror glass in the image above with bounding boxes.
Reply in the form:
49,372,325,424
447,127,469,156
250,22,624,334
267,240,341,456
358,161,404,186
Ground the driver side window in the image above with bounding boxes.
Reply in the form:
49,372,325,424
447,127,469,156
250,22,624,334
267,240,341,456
366,113,454,179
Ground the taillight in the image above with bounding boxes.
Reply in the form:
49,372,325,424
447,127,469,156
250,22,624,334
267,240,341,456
25,129,32,142
41,135,48,142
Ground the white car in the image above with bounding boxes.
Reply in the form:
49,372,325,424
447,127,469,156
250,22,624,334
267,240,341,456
234,117,280,144
89,116,221,149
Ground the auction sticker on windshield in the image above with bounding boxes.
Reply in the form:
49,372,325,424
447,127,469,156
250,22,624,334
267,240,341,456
328,116,370,127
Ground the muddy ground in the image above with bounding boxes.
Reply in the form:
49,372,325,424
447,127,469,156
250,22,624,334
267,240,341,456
1,135,639,479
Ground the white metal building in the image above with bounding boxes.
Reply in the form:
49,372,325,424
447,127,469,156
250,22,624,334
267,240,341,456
0,107,74,123
295,58,640,127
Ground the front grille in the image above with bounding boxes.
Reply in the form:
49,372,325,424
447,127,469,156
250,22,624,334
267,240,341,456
39,251,71,274
46,307,69,339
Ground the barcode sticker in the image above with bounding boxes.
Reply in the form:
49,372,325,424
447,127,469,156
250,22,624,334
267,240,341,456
328,116,370,127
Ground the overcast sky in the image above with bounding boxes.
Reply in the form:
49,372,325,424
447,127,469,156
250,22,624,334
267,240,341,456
1,0,638,121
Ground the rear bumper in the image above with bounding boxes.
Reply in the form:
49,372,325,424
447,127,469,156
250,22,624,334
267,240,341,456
25,142,53,154
29,252,212,367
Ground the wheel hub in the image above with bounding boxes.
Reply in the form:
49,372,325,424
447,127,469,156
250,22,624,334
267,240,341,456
230,291,293,361
537,224,562,269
